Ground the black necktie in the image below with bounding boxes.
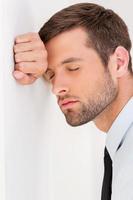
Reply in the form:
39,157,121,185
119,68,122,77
101,147,112,200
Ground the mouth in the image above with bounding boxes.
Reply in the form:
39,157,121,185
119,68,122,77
59,99,79,110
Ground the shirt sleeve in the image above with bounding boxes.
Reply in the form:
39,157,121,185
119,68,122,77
111,125,133,200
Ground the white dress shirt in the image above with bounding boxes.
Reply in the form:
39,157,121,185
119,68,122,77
106,97,133,200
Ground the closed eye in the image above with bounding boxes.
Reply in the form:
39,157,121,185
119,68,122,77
45,70,55,81
68,67,79,71
49,74,55,80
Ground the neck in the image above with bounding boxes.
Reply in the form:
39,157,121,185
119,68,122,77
94,74,133,133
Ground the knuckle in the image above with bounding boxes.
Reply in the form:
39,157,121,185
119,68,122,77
13,45,18,52
40,49,48,59
40,64,47,74
15,53,21,62
34,64,45,76
35,41,44,51
35,41,43,49
14,53,19,61
15,36,20,43
39,67,45,74
25,32,34,37
31,37,44,50
15,63,23,71
40,40,45,46
39,41,45,49
14,64,19,70
44,49,48,58
30,32,39,40
40,45,48,56
34,50,46,61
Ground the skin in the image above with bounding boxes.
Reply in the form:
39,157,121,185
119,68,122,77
13,28,133,132
13,33,47,84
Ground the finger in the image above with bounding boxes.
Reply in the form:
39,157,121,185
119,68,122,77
14,41,44,53
15,32,40,44
15,62,47,76
13,70,25,79
13,70,37,85
15,50,45,63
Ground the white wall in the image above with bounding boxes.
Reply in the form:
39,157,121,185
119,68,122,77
0,1,132,200
0,0,6,199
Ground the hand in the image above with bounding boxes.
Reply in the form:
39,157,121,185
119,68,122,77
13,32,48,85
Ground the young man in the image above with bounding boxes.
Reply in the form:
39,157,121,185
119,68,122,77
13,3,133,200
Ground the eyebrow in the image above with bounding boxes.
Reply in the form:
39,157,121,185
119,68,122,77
45,57,83,74
61,57,83,64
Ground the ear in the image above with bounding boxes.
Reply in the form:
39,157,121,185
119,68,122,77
114,46,129,78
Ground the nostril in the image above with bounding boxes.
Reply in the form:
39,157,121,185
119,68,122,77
60,89,67,93
52,87,68,96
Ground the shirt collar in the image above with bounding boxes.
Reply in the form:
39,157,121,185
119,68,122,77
106,97,133,161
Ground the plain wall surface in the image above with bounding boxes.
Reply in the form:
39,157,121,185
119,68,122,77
0,0,5,199
0,0,132,200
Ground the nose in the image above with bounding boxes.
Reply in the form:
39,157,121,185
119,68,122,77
52,84,69,96
51,77,69,96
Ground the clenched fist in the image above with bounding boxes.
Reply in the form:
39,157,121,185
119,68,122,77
13,32,48,85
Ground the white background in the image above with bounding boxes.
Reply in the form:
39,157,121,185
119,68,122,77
0,0,132,200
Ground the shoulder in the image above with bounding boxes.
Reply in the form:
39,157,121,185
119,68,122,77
112,123,133,199
113,122,133,168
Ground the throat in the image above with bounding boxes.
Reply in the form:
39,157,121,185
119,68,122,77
93,106,115,132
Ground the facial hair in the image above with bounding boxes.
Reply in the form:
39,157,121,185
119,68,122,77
63,70,118,127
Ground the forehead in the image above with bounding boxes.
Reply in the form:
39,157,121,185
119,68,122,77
45,27,92,67
46,27,89,44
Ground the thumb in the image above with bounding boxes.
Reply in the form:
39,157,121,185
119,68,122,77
13,70,37,85
13,70,25,80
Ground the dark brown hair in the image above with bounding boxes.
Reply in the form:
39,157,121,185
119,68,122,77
39,3,132,73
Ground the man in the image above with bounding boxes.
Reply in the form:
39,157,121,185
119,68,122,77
13,3,133,200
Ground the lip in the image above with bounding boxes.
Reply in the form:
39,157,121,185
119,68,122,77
58,99,79,109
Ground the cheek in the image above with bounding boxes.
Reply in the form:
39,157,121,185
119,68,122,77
75,72,103,98
71,75,90,98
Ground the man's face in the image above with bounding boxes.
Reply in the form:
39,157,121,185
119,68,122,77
45,28,118,126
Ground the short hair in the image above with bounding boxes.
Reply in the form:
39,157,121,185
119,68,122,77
39,3,132,73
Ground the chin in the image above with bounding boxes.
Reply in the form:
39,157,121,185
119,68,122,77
66,118,90,127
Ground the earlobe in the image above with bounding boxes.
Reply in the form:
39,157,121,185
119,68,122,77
115,46,129,78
